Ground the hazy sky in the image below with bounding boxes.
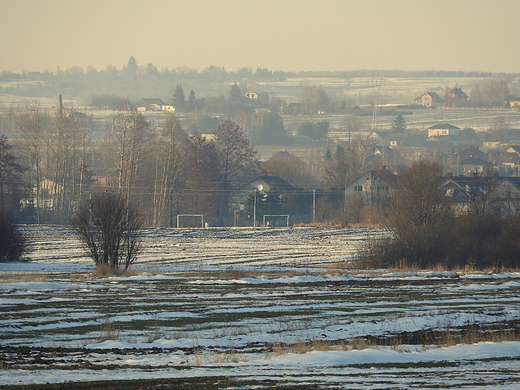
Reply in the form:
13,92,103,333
2,0,519,74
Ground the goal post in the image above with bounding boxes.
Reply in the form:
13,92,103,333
176,214,205,228
262,215,290,227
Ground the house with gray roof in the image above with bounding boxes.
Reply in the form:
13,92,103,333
414,92,444,108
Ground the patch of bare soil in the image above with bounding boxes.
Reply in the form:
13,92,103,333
0,377,323,390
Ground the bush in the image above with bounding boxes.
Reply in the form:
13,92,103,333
359,161,520,270
71,193,143,273
0,208,28,262
362,212,520,271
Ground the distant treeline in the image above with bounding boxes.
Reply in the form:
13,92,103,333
3,64,518,83
285,69,520,80
1,57,519,113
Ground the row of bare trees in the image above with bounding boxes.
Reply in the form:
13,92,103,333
10,102,258,226
16,104,91,222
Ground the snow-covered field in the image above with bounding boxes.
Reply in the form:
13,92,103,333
1,226,520,388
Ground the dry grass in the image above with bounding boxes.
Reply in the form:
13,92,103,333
98,317,119,342
262,319,520,359
92,264,143,278
0,272,48,283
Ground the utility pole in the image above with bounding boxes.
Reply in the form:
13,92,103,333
253,189,257,227
312,189,316,224
344,174,348,212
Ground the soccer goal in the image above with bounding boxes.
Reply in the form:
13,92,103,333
262,215,290,227
176,214,205,228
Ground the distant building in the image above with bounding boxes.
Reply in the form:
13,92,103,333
505,145,520,157
504,97,520,108
231,175,295,208
245,92,269,102
136,98,174,112
482,140,503,151
459,146,486,161
414,92,443,108
364,146,405,169
284,102,304,115
427,123,460,138
459,157,493,176
444,87,468,107
345,170,397,206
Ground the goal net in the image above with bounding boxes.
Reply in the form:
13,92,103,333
176,214,205,228
262,215,290,227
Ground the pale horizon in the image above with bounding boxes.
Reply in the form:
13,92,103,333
1,0,520,74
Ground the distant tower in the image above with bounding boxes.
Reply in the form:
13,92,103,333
371,72,384,126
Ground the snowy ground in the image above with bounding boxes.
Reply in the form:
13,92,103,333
1,226,520,388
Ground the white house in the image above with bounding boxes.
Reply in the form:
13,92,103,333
136,98,175,112
427,123,460,138
414,92,443,108
345,170,397,206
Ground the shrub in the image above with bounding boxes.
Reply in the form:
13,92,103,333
71,193,143,273
0,208,28,262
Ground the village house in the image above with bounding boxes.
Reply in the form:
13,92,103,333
458,157,494,176
283,102,304,115
414,92,444,108
364,146,405,170
504,97,520,108
482,140,504,151
444,87,469,107
505,145,520,157
427,123,460,138
345,170,397,206
136,98,174,112
231,175,295,210
459,146,487,161
367,131,391,145
494,177,520,214
245,92,269,102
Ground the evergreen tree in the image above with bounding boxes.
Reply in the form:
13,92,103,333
228,83,243,101
187,90,196,111
172,85,186,111
324,148,333,161
392,114,407,133
334,144,345,160
125,56,138,74
0,135,26,213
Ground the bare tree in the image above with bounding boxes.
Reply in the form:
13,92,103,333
17,102,51,221
50,106,92,219
71,193,143,273
322,139,368,190
362,161,456,269
151,115,188,227
264,153,314,190
106,106,152,202
390,161,454,235
181,133,225,223
300,85,330,114
214,120,257,224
